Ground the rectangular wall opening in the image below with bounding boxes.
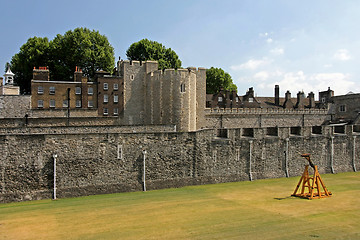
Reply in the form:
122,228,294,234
217,128,228,138
242,128,254,137
353,125,360,133
334,125,345,134
266,127,278,136
290,127,301,136
312,126,322,135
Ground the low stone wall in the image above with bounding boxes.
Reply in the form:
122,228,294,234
0,125,358,203
204,108,330,129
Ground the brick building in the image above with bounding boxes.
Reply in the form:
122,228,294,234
31,67,123,117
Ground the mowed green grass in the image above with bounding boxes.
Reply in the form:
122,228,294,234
1,172,359,240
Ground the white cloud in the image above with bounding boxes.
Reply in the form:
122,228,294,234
266,38,273,43
270,47,284,55
333,49,351,61
256,71,355,97
259,32,269,37
253,70,283,82
254,71,269,81
230,58,272,71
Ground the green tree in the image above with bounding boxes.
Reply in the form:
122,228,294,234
49,28,115,81
10,36,50,93
126,39,181,70
206,67,237,94
10,28,115,93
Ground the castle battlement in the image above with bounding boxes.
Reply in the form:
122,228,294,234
205,108,329,115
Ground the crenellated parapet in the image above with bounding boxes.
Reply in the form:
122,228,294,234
205,107,329,115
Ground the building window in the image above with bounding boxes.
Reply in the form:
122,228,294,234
249,97,254,103
38,86,44,94
104,108,108,115
236,97,239,103
88,100,94,108
114,108,118,115
88,87,93,95
180,83,186,93
104,94,108,103
49,86,55,95
114,83,118,90
50,99,55,108
63,100,68,108
76,87,81,95
38,100,43,108
76,100,81,108
340,105,346,112
130,75,134,80
321,97,326,103
218,96,223,102
104,83,108,90
114,95,118,103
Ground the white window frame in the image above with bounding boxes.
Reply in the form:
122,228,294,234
38,86,44,94
49,86,55,95
38,100,44,108
104,94,108,103
103,83,108,90
218,96,223,102
114,83,118,90
104,108,108,115
88,100,93,108
50,99,55,108
114,108,118,115
114,95,118,103
88,87,93,95
249,97,254,103
76,100,81,108
63,100,68,108
75,87,81,95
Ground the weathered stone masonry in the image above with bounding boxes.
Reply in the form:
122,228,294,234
1,125,359,203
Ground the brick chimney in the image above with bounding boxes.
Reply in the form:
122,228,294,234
283,90,294,109
275,85,280,106
308,92,315,108
74,66,83,82
295,91,305,109
33,67,49,81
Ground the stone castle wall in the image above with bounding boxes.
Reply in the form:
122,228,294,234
1,125,358,203
203,108,330,129
0,95,31,118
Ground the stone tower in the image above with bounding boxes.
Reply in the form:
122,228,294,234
116,59,206,131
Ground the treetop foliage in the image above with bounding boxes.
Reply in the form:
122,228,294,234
206,67,237,94
126,39,182,70
9,27,114,93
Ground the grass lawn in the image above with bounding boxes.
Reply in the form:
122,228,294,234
1,172,359,240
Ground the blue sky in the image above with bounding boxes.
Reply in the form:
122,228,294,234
1,0,360,98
